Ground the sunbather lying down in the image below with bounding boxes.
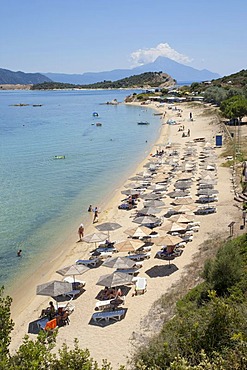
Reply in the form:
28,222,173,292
56,308,70,326
99,287,122,300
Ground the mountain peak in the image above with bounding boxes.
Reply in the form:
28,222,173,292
44,57,221,85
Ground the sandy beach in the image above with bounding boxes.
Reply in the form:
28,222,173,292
9,101,243,369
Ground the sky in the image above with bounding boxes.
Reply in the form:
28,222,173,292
1,0,246,77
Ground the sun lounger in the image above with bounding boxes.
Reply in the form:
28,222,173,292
63,289,80,299
95,296,125,311
92,309,126,323
75,258,100,267
134,277,147,295
63,276,86,287
116,268,140,276
127,252,151,261
57,300,75,314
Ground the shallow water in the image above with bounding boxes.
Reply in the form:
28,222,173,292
0,89,163,290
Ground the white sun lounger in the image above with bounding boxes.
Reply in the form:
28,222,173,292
95,296,125,311
63,289,80,299
63,276,86,287
134,277,147,295
75,258,100,267
127,252,151,261
92,309,126,323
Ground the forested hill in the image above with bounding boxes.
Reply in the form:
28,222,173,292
31,72,176,90
0,68,52,85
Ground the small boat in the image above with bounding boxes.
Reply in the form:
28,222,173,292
137,121,150,125
54,155,65,160
33,104,43,107
96,122,102,126
93,112,99,117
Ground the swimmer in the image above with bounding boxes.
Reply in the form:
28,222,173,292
17,249,22,257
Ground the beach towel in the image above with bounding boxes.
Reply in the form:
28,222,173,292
45,318,57,331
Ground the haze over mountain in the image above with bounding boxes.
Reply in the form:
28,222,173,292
0,68,52,85
44,56,221,85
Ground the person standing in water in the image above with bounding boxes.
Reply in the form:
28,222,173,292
78,223,84,241
93,207,99,223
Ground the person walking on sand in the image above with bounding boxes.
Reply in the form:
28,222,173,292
189,112,193,121
78,223,84,241
187,128,190,137
93,207,99,223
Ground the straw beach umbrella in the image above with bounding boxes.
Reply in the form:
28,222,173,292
173,204,197,213
160,222,188,233
124,225,152,238
114,239,143,253
172,197,194,205
169,214,194,223
154,234,183,247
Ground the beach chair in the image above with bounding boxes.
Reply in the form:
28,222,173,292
63,276,86,287
92,309,126,323
57,299,75,314
63,289,80,299
95,296,125,311
134,277,147,295
116,268,140,276
75,258,100,267
127,252,151,261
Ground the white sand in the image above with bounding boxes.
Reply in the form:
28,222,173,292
9,102,242,369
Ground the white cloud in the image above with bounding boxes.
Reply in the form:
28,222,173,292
130,43,193,66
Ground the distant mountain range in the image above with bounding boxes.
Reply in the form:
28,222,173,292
44,56,221,85
0,68,52,85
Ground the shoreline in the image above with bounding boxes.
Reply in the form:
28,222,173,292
9,101,168,316
9,101,242,369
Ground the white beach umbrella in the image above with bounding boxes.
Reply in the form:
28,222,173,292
95,222,122,239
82,232,108,248
96,271,133,288
56,264,90,282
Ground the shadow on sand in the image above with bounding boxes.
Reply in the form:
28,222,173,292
145,263,178,278
88,308,128,328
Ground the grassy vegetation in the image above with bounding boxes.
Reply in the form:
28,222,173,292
132,234,247,369
31,72,175,90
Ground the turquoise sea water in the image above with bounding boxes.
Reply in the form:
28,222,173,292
0,89,162,291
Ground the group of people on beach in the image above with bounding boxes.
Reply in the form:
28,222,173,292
88,205,99,223
77,205,100,241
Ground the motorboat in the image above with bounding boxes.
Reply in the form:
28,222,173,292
137,121,150,125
